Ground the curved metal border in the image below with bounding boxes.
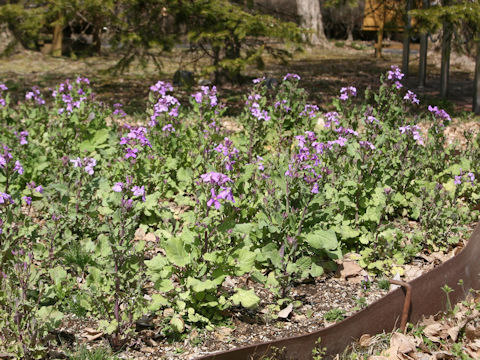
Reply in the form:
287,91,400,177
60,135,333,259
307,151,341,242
198,223,480,360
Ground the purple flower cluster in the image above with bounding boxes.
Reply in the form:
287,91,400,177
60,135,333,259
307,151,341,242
365,115,379,124
162,124,175,133
200,172,235,209
339,86,357,101
53,78,89,114
247,93,270,121
213,137,239,171
27,181,43,194
70,157,97,175
454,171,475,186
14,130,28,145
0,192,14,205
25,86,45,105
191,86,218,108
119,125,152,160
149,81,180,126
359,140,376,150
399,125,424,145
386,66,404,89
0,83,7,107
324,112,340,128
274,99,291,113
283,73,301,81
286,131,331,194
404,90,419,105
0,145,23,175
252,77,265,84
335,126,358,137
300,104,319,119
112,179,146,202
428,105,451,123
113,103,127,118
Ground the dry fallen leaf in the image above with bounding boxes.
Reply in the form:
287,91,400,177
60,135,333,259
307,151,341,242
82,327,103,341
390,333,416,354
215,326,234,341
446,325,461,342
423,323,444,343
465,323,480,340
277,303,293,319
339,260,365,280
359,334,373,347
429,350,454,359
144,232,157,242
383,343,400,359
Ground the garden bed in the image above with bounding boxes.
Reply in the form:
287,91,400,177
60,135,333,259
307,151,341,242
0,65,479,360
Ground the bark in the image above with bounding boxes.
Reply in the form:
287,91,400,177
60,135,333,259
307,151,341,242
474,40,480,115
296,0,326,45
418,0,429,88
52,23,63,57
440,20,452,98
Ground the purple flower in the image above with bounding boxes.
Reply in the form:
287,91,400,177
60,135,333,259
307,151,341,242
339,86,357,101
0,84,7,91
365,115,378,124
398,125,424,145
15,130,29,145
359,141,376,150
311,183,319,194
0,192,13,204
112,182,124,192
200,172,232,186
131,185,145,197
125,147,139,159
387,65,404,82
454,175,462,185
70,157,82,167
83,158,96,175
34,185,43,194
252,77,265,84
23,196,32,205
324,112,340,128
122,198,134,210
207,189,222,210
13,160,23,174
162,124,175,132
404,90,419,105
428,105,451,123
283,73,301,81
467,172,475,185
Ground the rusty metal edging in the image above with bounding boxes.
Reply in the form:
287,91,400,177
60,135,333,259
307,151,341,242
197,223,480,360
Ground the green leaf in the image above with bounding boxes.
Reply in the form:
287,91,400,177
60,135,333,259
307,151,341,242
164,237,190,267
49,267,67,287
310,263,324,277
231,288,260,309
235,248,256,274
186,277,217,293
170,316,185,333
305,229,338,250
148,294,169,312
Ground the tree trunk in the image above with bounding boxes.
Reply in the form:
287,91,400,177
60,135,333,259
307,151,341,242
440,1,452,98
52,21,63,57
401,0,412,77
418,0,429,88
474,40,480,115
296,0,326,45
375,27,383,59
